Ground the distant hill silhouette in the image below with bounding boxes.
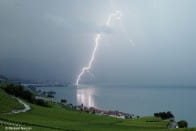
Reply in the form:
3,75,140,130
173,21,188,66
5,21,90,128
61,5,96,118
0,74,8,80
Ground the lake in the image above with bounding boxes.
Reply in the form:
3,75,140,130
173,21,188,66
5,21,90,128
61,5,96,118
36,84,196,127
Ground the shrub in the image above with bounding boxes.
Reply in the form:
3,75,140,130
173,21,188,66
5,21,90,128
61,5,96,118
35,99,51,107
60,99,67,103
177,120,188,128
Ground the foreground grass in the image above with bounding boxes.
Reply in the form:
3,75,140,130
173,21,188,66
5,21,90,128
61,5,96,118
0,102,167,131
0,89,195,131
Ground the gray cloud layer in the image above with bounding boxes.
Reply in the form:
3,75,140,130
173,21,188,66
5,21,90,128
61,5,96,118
0,0,196,86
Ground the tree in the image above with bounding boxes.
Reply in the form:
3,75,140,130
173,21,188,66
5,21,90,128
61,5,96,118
0,82,51,107
154,111,174,120
177,120,188,128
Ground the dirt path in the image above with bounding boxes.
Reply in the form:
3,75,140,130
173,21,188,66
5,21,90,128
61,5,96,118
12,98,31,114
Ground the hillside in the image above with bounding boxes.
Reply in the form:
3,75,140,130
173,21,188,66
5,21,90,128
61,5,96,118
0,88,24,113
0,89,195,131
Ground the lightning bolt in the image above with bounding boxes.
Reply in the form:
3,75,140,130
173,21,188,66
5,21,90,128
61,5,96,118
75,10,122,87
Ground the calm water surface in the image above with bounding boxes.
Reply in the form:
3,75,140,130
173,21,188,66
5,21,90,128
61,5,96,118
37,85,196,127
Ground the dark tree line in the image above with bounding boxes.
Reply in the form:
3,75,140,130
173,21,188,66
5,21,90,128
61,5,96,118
154,111,174,120
0,82,51,107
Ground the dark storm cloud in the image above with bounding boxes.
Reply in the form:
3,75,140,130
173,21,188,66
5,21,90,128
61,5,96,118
0,0,196,86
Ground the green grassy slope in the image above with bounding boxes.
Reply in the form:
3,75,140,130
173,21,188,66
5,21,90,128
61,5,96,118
0,104,168,131
0,88,24,113
0,89,195,131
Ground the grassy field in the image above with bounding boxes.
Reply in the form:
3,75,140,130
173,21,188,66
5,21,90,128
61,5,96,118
0,89,195,131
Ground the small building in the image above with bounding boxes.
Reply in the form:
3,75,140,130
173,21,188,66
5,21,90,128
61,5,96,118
168,120,177,129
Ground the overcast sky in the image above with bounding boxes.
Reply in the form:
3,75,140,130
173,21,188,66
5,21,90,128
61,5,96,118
0,0,196,86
